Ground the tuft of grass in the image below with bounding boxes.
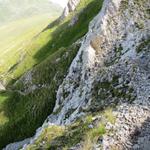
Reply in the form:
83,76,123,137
24,116,92,150
23,113,106,150
82,123,106,150
26,126,65,150
89,123,106,137
103,108,116,124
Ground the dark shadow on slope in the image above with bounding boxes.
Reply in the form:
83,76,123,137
33,17,61,39
42,17,61,32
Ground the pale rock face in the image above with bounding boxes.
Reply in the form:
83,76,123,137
60,0,80,20
51,0,150,125
4,0,150,149
35,0,149,148
4,138,31,150
0,82,5,91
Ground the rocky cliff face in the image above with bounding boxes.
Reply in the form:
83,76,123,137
60,0,80,20
0,82,5,91
4,0,150,149
49,0,150,125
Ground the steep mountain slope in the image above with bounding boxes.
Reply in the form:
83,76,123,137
0,0,62,86
10,0,149,149
0,0,103,149
2,0,150,149
0,14,58,84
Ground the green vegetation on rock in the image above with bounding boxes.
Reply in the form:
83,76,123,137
25,108,116,150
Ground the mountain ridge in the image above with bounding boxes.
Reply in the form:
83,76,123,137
21,0,150,149
2,0,150,149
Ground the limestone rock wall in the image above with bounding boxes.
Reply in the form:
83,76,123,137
0,82,5,91
50,0,150,125
60,0,80,20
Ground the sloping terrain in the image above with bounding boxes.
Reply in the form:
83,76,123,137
0,0,103,149
13,0,149,149
0,14,58,84
0,0,62,85
1,0,150,149
0,0,60,24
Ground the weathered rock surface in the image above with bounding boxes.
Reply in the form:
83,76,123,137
27,0,149,149
60,0,80,20
0,82,5,91
4,0,150,149
3,138,31,150
102,105,150,150
50,0,150,125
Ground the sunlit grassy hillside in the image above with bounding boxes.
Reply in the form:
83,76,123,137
0,0,62,84
0,14,59,84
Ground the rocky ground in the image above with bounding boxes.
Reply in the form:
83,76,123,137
48,0,150,149
102,104,150,150
0,82,5,91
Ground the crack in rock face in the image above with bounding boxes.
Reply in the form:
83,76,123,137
3,0,150,149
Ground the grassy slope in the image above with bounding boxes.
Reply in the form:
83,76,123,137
0,14,58,82
26,109,115,150
0,0,103,148
0,0,61,84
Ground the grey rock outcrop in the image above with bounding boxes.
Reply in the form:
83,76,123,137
50,0,150,125
0,82,5,91
60,0,80,20
3,138,31,150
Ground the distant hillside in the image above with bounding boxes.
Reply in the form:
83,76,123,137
0,0,62,84
0,0,62,24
